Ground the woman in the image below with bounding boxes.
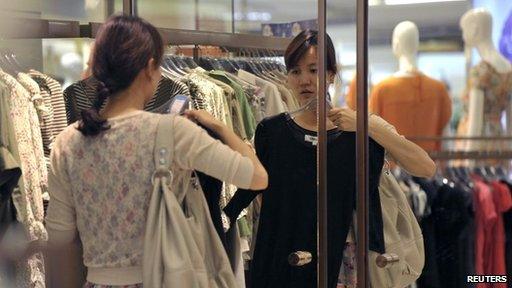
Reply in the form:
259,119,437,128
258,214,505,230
45,15,268,287
224,30,435,288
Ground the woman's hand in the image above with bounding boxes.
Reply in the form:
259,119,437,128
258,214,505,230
183,109,224,132
328,107,357,132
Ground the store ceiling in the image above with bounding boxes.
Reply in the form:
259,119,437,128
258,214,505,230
236,0,471,42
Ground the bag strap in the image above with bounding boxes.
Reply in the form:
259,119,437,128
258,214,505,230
152,115,175,186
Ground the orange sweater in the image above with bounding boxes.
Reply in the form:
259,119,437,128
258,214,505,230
345,76,373,110
369,73,452,151
346,76,357,110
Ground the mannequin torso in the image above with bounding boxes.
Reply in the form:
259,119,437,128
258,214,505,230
369,21,452,152
460,9,512,150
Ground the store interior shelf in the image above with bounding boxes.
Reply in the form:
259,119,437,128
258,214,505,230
3,18,290,53
80,22,102,39
157,28,291,52
0,18,80,39
80,22,291,52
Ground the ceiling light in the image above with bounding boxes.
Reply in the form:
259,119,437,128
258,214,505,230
385,0,465,5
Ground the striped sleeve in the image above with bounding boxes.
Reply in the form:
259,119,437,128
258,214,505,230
43,75,68,135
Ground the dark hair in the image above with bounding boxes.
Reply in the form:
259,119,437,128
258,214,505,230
284,29,337,74
78,14,164,136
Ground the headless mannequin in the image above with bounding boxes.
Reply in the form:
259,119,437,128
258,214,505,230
461,9,512,150
369,21,451,152
392,21,420,78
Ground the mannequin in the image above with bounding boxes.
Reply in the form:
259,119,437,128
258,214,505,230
345,22,419,109
460,8,512,151
392,21,419,77
369,21,452,152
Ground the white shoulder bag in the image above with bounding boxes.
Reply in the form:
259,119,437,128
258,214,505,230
143,115,237,288
369,169,425,288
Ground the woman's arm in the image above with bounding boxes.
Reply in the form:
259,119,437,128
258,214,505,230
328,107,436,178
368,114,436,178
183,109,268,190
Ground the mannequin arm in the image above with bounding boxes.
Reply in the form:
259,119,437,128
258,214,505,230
466,88,485,151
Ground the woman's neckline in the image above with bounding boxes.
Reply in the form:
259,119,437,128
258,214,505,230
105,110,145,121
285,113,339,135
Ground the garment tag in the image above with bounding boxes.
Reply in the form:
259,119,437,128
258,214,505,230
304,135,318,146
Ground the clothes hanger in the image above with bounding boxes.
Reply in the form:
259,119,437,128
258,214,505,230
171,55,186,69
243,49,260,74
220,46,239,72
6,50,25,73
495,166,508,179
0,50,18,76
210,57,225,71
183,56,199,69
160,55,183,78
288,98,315,117
169,56,188,75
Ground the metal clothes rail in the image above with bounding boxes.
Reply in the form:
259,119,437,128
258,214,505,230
429,150,512,160
409,136,512,141
79,22,291,52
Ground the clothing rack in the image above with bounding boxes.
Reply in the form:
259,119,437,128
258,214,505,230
408,136,512,141
429,150,512,160
79,22,290,53
1,18,290,54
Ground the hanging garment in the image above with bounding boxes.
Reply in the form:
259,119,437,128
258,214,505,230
412,178,442,288
499,181,512,284
193,73,235,133
207,71,256,139
0,80,22,218
27,74,55,162
46,111,254,286
0,80,22,285
28,70,67,136
223,113,385,288
237,69,287,118
472,177,512,288
369,72,452,151
430,183,474,288
182,72,228,125
486,181,512,288
0,71,46,288
63,76,190,124
225,73,263,124
0,147,21,236
16,73,48,197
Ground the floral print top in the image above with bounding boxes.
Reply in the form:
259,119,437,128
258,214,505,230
0,70,47,288
469,61,512,129
46,111,254,285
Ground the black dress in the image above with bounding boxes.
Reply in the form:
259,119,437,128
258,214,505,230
224,113,385,288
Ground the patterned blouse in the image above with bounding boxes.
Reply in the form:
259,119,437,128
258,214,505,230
458,61,512,151
46,111,254,285
0,70,47,288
